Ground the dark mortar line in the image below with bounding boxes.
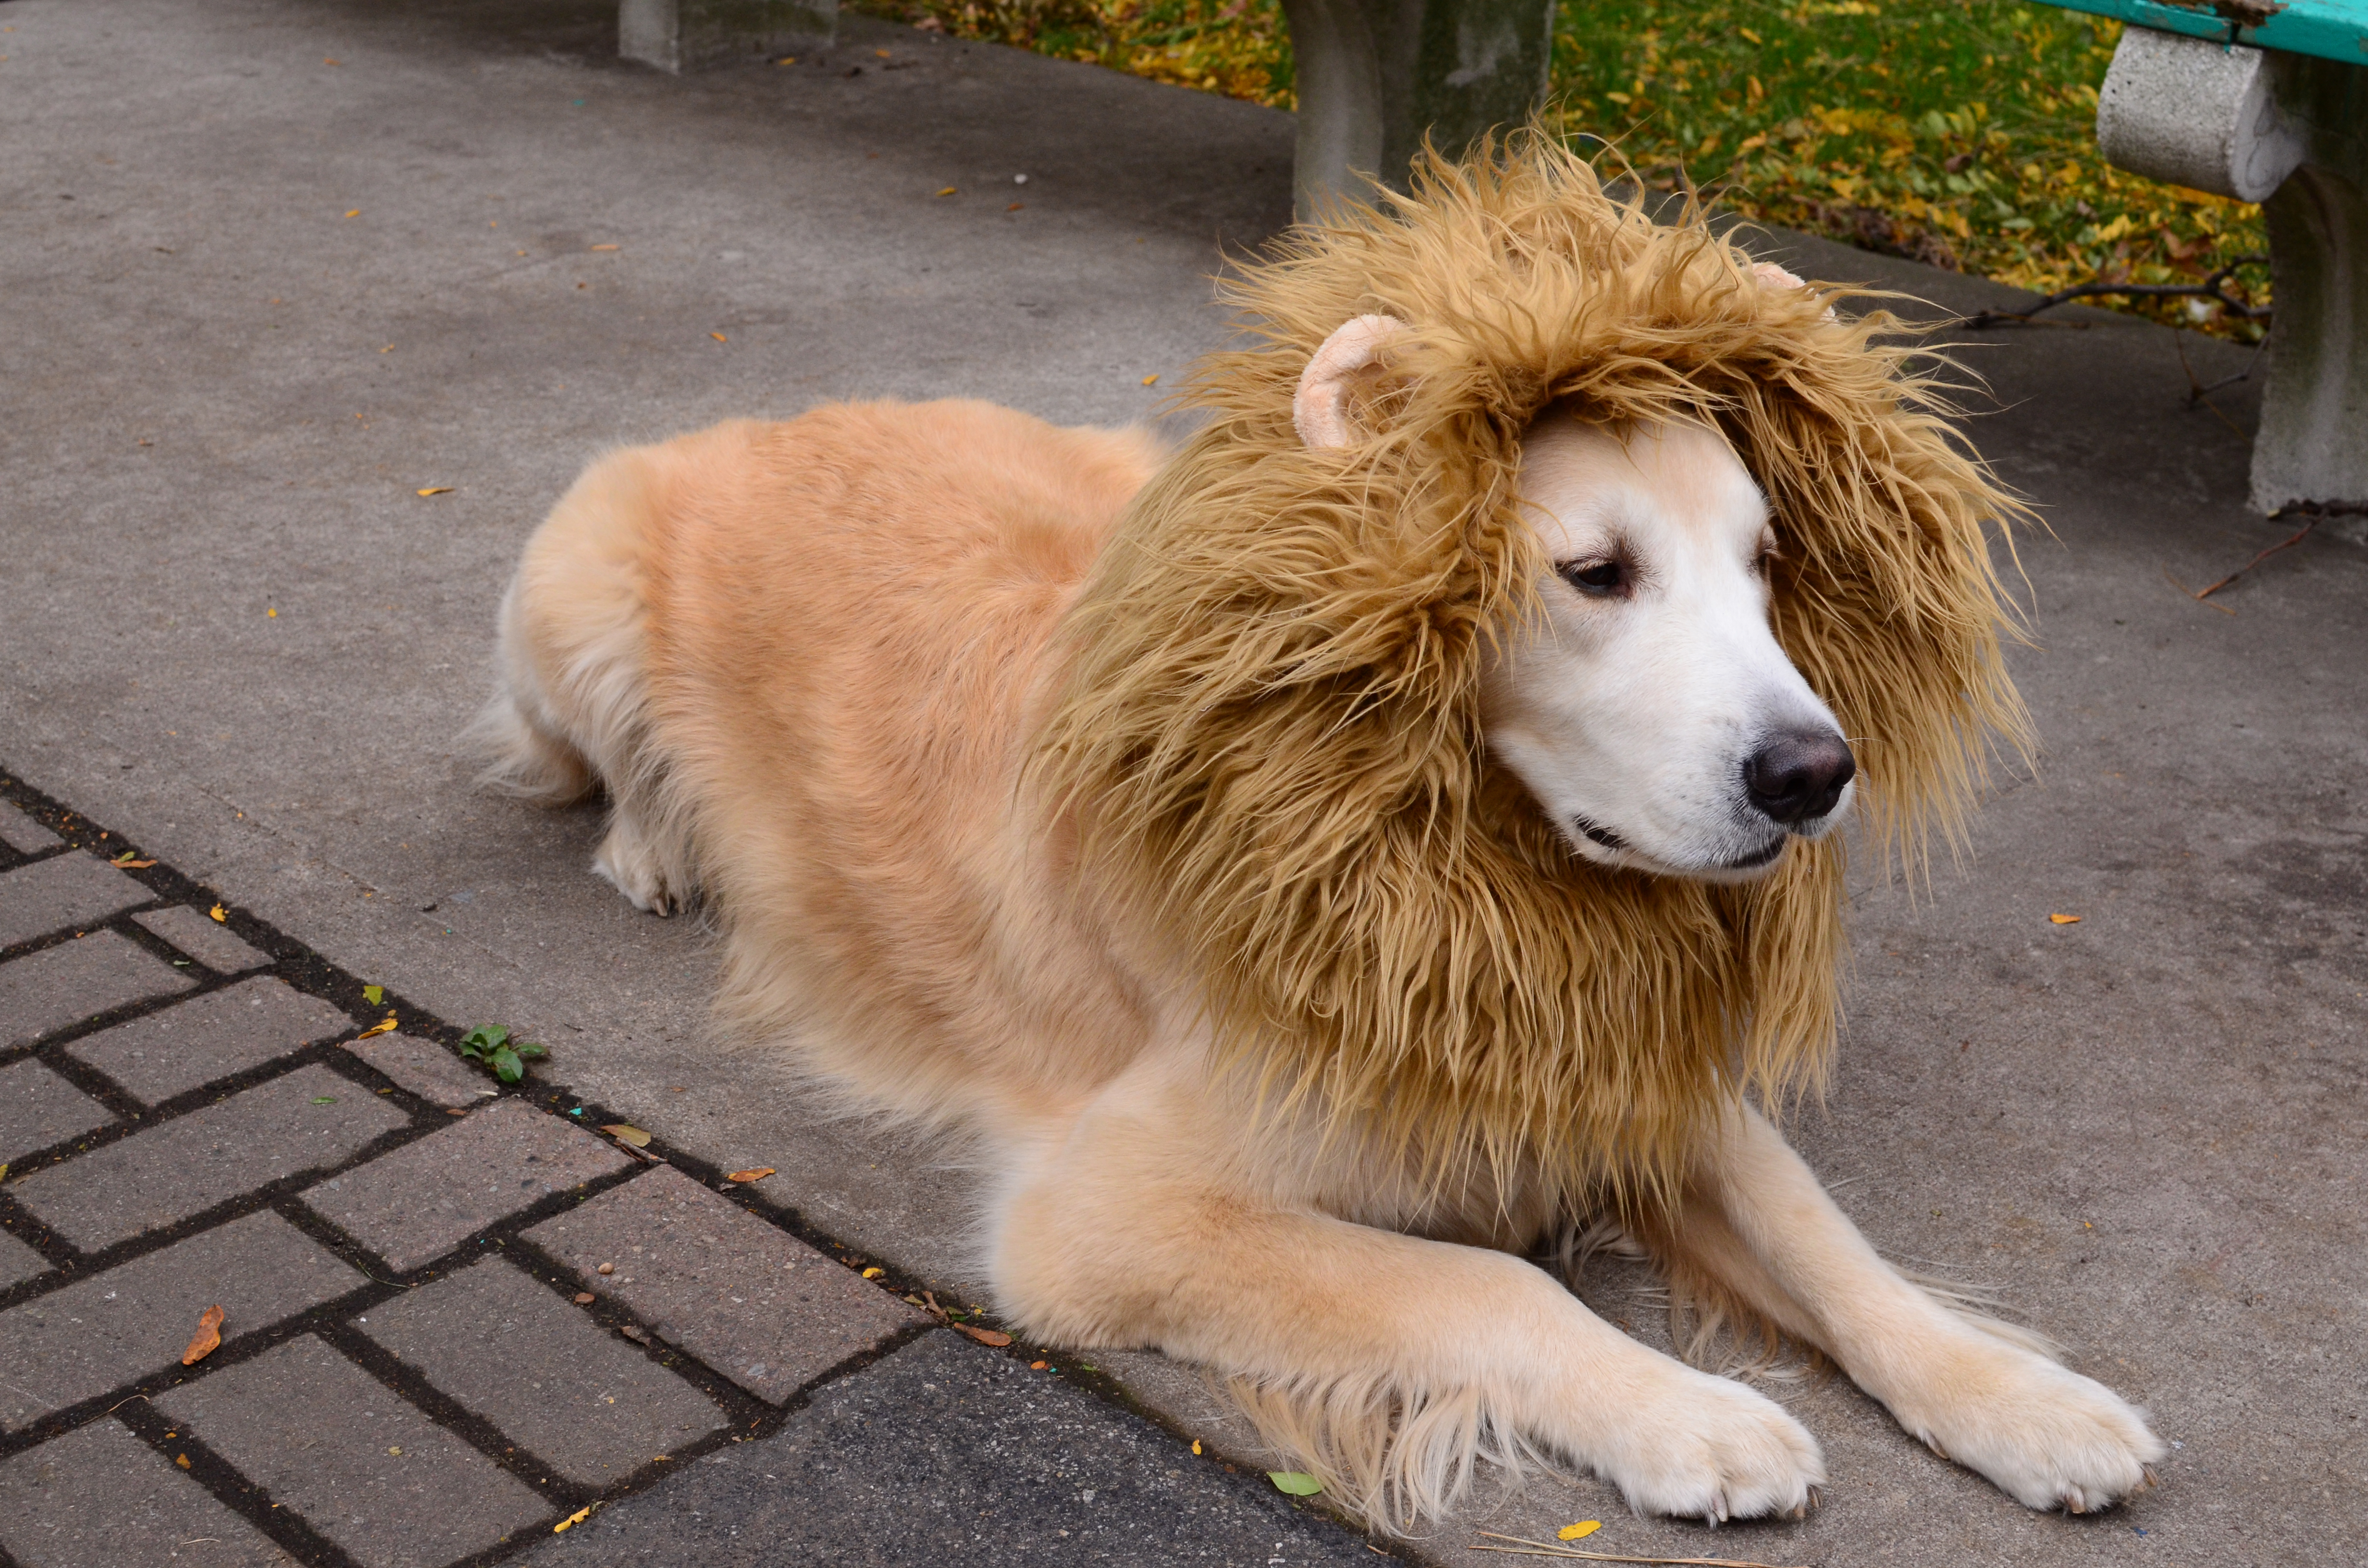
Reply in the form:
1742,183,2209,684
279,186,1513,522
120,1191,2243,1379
0,898,310,1067
105,903,274,985
491,1246,786,1430
29,1032,185,1126
271,1152,657,1291
0,766,1369,1556
0,1034,446,1203
113,1397,369,1568
0,977,230,1070
0,1110,447,1309
0,1216,75,1295
0,895,173,968
0,1275,408,1463
316,1318,591,1514
321,1037,504,1122
0,831,60,872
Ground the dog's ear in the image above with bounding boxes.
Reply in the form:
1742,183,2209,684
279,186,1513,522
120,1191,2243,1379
1750,260,1838,321
1293,314,1413,450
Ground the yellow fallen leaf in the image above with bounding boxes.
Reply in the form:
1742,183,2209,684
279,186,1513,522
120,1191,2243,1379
954,1323,1013,1346
775,55,797,65
709,332,728,343
182,1303,225,1365
416,486,453,497
2049,913,2082,924
265,607,277,617
354,1016,398,1040
725,1167,775,1183
0,1164,9,1183
1191,1439,1202,1455
875,48,891,57
861,1265,884,1278
935,186,958,196
590,243,620,251
209,904,228,922
553,1505,593,1533
175,1454,191,1468
345,208,360,218
602,1123,652,1147
1140,374,1158,386
1558,1521,1602,1541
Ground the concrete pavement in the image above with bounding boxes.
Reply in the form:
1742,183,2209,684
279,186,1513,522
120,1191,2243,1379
2,0,2363,1565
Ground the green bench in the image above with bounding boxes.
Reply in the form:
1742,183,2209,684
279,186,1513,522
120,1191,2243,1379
2030,0,2367,512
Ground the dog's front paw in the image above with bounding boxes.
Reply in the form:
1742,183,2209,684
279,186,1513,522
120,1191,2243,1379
1901,1336,2164,1513
592,830,677,916
1591,1364,1825,1523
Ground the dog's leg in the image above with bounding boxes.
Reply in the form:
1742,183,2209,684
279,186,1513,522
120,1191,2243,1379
988,1068,1824,1529
1641,1104,2164,1513
590,796,686,916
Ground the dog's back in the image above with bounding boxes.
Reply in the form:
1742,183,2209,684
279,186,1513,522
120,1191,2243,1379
480,399,1167,1121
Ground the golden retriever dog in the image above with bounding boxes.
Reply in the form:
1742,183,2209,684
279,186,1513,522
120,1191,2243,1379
475,139,2163,1530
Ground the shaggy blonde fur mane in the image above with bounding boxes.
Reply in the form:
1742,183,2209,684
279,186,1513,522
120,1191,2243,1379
1032,134,2027,1212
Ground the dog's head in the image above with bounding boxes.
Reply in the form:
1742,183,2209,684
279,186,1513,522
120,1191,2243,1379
1036,135,2026,1198
1299,315,1856,880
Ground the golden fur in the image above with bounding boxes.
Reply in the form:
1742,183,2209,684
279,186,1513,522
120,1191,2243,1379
478,135,2170,1533
1034,137,2026,1209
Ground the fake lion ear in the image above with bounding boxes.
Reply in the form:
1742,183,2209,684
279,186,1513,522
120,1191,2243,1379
1750,260,1839,321
1293,314,1413,450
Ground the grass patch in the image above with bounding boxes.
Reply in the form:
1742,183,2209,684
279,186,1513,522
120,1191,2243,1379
867,0,2269,338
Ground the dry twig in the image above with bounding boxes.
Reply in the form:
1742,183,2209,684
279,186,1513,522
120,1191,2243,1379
1964,255,2269,331
2188,500,2368,600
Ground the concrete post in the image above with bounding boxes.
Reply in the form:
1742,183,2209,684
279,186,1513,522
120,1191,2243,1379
620,0,835,74
2253,52,2368,513
2094,25,2366,511
1279,0,1555,223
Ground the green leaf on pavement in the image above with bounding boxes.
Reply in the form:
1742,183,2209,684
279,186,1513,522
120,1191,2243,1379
1267,1471,1322,1496
362,984,383,1006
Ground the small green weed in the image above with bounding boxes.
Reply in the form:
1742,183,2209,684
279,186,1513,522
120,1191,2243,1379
457,1024,548,1084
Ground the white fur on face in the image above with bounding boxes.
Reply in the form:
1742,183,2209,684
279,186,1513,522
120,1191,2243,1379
1481,414,1854,881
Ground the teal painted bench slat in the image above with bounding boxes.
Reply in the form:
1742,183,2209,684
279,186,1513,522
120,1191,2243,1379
2027,0,2368,66
2027,0,2368,509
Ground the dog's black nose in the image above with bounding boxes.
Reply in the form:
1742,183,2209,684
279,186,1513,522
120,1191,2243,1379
1743,730,1856,825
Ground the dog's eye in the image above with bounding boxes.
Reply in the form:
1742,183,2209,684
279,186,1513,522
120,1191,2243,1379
1559,559,1628,597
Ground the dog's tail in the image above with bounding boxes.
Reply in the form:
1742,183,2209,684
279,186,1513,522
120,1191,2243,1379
465,444,673,808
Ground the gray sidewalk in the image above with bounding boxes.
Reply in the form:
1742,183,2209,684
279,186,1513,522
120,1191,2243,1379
2,1,2364,1566
0,792,1370,1568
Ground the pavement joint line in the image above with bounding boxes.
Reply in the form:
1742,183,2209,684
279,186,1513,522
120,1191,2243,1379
108,1397,363,1568
0,762,1259,1566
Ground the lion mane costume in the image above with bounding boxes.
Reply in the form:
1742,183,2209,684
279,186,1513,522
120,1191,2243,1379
1032,134,2025,1212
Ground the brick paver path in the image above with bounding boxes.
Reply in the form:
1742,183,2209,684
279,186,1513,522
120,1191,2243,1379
0,774,1371,1568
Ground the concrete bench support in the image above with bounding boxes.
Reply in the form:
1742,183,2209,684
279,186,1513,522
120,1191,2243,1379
1278,0,1554,222
618,0,1551,224
2097,25,2367,511
620,0,835,74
